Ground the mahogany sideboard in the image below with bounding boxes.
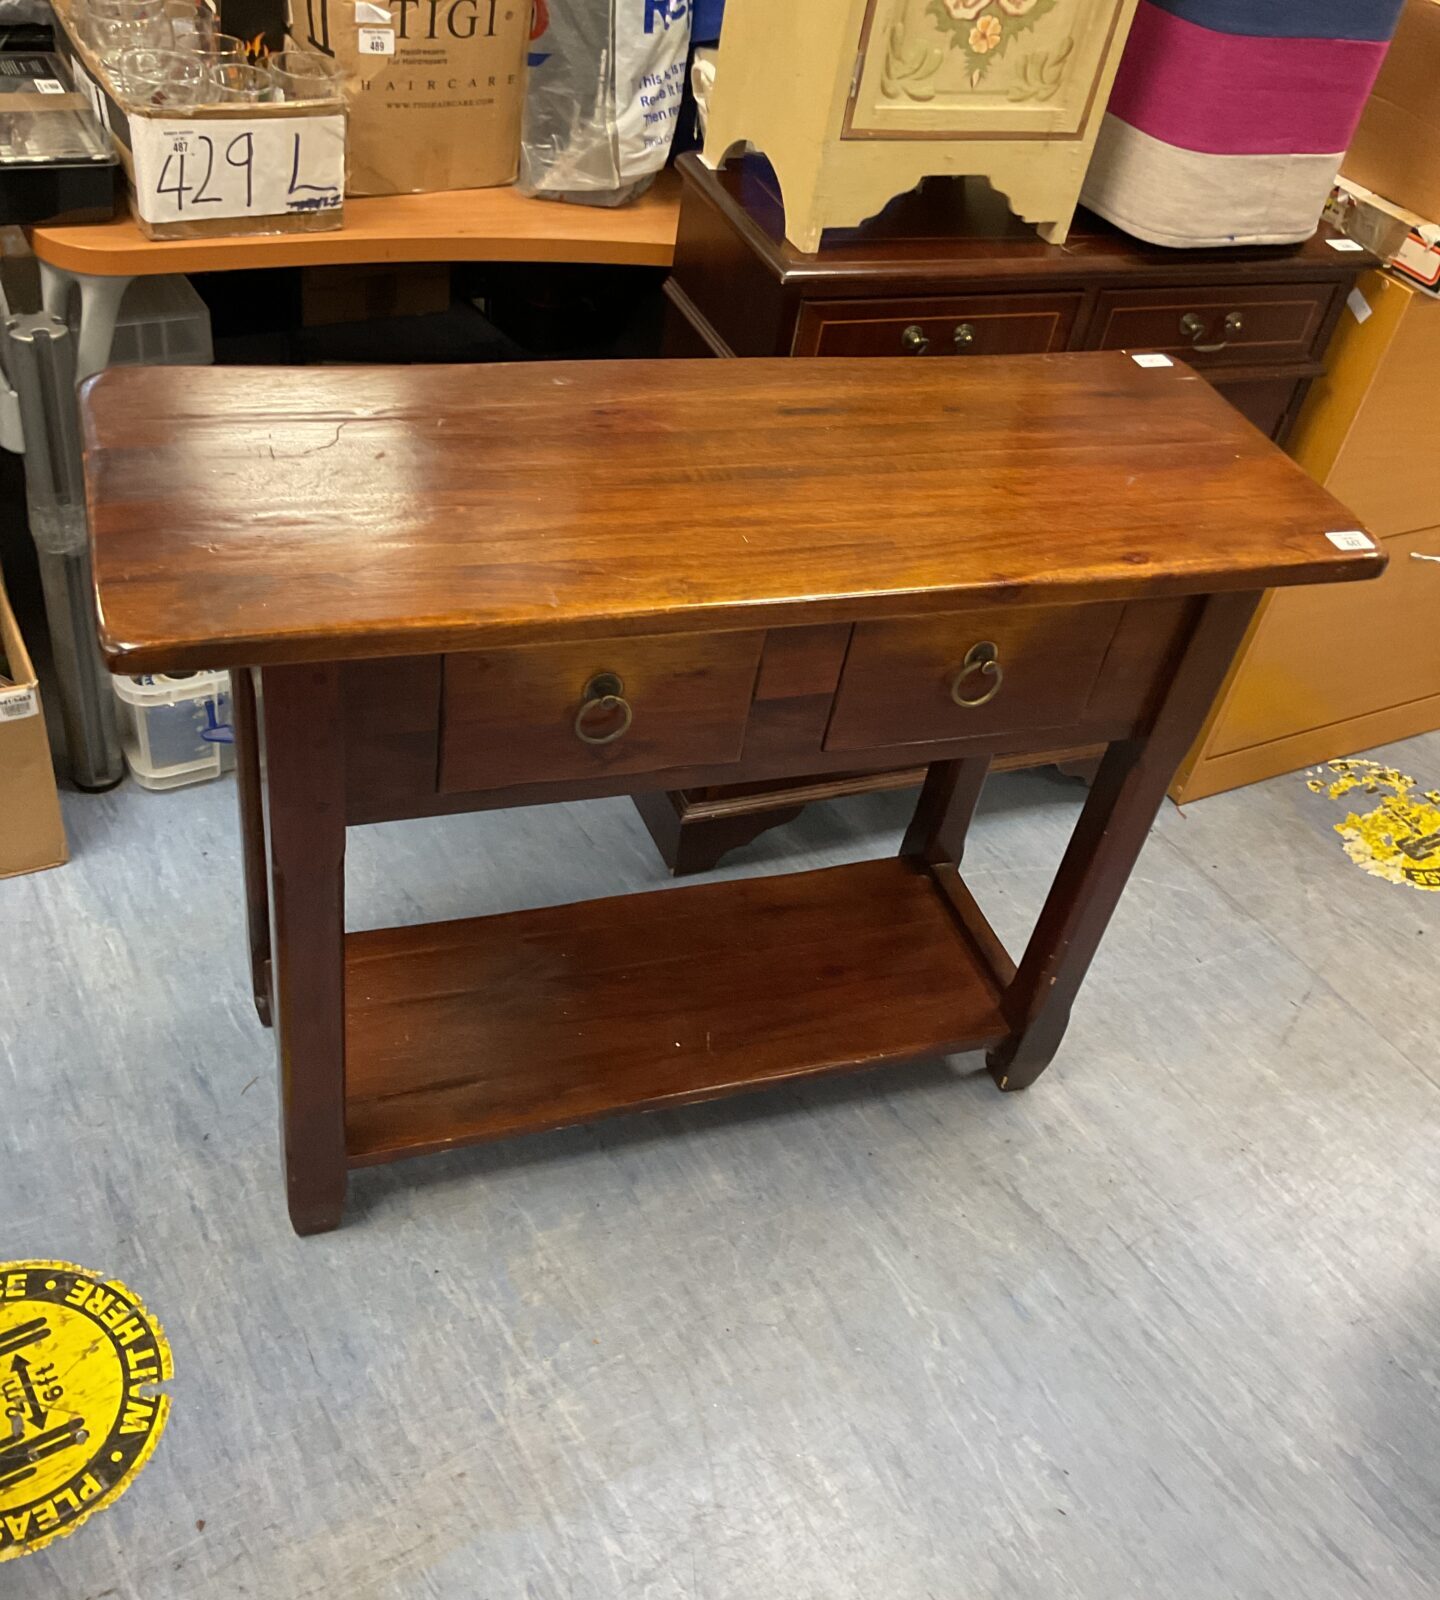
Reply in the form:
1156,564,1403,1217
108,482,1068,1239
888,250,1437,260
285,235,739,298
647,153,1376,873
83,355,1380,1235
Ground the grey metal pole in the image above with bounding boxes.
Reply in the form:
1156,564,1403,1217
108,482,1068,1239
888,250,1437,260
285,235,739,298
4,312,123,790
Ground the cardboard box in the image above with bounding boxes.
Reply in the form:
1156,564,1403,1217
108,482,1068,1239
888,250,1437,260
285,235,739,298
0,576,68,880
289,0,528,197
52,0,346,242
1343,0,1440,224
1330,179,1440,296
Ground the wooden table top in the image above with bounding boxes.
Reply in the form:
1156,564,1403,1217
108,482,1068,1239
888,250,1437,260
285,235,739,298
31,173,681,277
84,352,1380,673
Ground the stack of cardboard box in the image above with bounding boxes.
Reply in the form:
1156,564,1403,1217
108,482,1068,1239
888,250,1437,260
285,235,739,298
1337,0,1440,294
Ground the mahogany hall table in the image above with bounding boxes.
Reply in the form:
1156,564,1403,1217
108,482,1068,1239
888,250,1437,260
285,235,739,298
82,353,1382,1235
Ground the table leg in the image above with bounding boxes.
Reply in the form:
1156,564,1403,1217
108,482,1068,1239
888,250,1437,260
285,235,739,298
38,261,69,320
988,592,1260,1092
38,264,134,381
259,663,349,1235
900,757,991,865
232,667,272,1027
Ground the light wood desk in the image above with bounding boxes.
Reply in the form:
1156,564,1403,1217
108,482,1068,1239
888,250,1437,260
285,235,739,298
31,173,682,278
83,354,1380,1234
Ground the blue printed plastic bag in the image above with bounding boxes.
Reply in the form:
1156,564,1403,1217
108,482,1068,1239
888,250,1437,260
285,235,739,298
520,0,694,205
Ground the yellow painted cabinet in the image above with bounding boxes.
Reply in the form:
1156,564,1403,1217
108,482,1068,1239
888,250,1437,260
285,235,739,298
702,0,1140,251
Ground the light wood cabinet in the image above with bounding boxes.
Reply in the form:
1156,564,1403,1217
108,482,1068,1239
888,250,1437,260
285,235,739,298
702,0,1139,251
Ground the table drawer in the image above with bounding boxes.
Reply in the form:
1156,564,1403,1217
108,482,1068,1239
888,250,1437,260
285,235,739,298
1089,283,1332,368
793,293,1082,359
824,603,1124,753
440,632,764,793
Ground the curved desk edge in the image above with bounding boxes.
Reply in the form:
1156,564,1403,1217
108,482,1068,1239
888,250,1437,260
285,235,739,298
31,173,681,277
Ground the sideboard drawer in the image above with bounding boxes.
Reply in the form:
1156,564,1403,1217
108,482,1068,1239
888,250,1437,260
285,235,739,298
440,632,764,793
793,293,1082,359
824,604,1124,753
1090,283,1332,368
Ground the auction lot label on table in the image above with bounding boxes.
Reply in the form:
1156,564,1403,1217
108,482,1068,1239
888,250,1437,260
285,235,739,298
130,114,345,225
0,1262,172,1561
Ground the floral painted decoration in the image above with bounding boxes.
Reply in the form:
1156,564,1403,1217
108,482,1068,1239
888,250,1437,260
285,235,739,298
930,0,1060,84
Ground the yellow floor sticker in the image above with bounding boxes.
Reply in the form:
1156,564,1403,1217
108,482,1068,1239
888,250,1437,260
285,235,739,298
1307,759,1440,892
1,1262,171,1562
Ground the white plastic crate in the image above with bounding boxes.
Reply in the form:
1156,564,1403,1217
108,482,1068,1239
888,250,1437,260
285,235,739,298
110,276,214,367
113,671,234,791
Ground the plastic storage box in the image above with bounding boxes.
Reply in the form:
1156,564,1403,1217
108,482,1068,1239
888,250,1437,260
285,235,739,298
109,275,214,367
113,671,233,790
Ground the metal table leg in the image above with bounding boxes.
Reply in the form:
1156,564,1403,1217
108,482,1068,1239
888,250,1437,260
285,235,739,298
4,312,124,790
39,262,133,381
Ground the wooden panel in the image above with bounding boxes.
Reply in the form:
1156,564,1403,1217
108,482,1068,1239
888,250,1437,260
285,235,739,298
1210,375,1308,442
792,293,1080,358
342,656,441,810
754,624,852,700
824,603,1123,752
847,0,1133,140
439,631,764,794
1206,523,1440,761
344,858,1009,1166
1090,283,1331,368
84,354,1384,674
661,288,729,359
673,745,1116,819
1084,596,1196,729
665,176,790,358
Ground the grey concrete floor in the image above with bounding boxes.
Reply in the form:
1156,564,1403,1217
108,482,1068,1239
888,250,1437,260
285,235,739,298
2,734,1438,1600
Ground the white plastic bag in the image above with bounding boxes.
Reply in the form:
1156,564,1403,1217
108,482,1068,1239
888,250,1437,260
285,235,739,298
519,0,693,206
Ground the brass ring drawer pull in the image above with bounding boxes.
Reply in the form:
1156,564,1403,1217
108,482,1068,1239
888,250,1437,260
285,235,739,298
949,641,1003,708
1179,309,1244,353
953,322,977,351
574,672,634,745
901,324,930,355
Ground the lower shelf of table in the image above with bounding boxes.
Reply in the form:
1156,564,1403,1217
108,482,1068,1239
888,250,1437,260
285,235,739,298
343,857,1012,1167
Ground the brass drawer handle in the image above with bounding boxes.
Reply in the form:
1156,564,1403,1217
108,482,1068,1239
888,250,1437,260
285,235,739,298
953,322,977,351
1179,309,1244,353
949,641,1003,708
901,324,930,355
574,672,633,745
